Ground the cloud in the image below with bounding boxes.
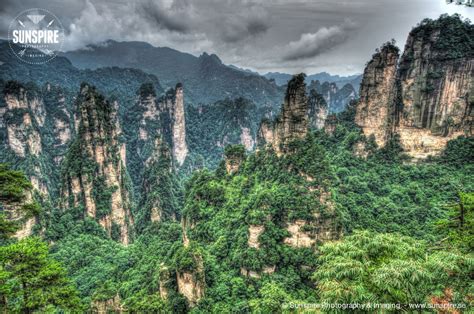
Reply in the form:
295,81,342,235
1,0,473,75
217,4,270,43
137,0,193,33
282,20,355,61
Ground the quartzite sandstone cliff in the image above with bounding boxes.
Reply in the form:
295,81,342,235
355,16,473,159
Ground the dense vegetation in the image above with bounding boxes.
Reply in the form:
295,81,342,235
0,13,472,313
1,92,473,312
0,165,81,313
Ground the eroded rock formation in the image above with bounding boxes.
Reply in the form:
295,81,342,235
355,16,473,159
258,74,309,154
172,84,188,166
308,89,329,130
61,84,133,245
355,43,400,147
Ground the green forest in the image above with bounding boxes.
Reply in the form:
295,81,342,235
0,12,473,314
1,107,473,312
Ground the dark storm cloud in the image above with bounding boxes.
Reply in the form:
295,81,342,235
137,0,191,33
282,20,355,61
0,0,472,74
218,10,270,43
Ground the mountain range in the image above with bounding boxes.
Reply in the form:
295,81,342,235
0,13,472,313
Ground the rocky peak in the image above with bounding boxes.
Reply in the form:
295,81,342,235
258,73,309,154
355,42,400,147
61,83,133,245
2,81,44,159
172,83,188,166
355,15,473,159
394,15,473,159
0,81,53,197
308,89,328,130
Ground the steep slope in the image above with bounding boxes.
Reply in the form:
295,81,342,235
61,84,133,244
174,76,341,306
308,89,329,130
258,74,309,154
395,15,473,158
0,81,67,197
355,15,473,159
184,97,270,171
62,40,283,106
355,42,400,147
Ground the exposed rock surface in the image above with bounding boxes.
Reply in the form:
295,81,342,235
176,243,205,307
240,126,255,150
355,16,473,159
355,43,400,147
247,225,264,249
3,86,43,158
3,188,37,239
172,84,188,166
395,19,473,159
258,74,309,154
91,294,124,314
61,84,133,245
308,89,329,130
159,263,171,300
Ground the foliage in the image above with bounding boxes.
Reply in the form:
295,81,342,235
0,237,82,313
412,14,473,60
313,231,473,309
436,192,474,252
0,164,40,240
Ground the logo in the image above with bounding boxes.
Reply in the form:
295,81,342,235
8,8,64,64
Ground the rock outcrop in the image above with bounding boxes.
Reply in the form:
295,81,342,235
355,43,400,147
61,84,133,245
91,295,124,314
176,236,205,306
308,89,329,130
395,16,473,159
171,84,188,166
355,16,473,159
176,267,205,307
258,74,309,154
2,185,38,239
223,145,246,174
0,82,54,196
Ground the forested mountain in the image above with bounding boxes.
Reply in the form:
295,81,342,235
61,40,284,106
0,14,473,313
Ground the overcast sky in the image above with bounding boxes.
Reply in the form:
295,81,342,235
1,0,472,75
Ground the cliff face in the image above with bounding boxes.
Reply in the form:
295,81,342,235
0,82,65,197
258,74,308,154
135,139,181,230
308,89,329,130
61,84,133,245
151,84,189,167
355,43,400,147
172,84,188,166
395,18,473,158
355,16,473,159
